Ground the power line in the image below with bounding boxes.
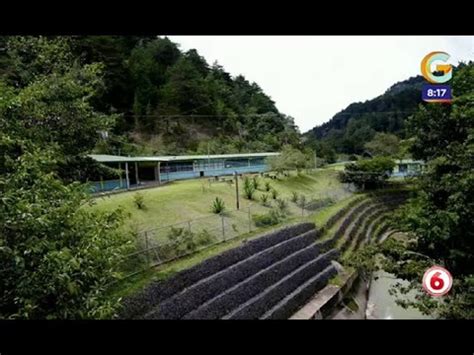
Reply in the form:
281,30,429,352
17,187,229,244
124,111,418,119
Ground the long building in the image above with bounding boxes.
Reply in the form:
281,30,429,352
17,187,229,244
392,159,425,177
88,152,280,192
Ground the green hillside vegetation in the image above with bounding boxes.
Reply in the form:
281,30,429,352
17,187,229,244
304,75,425,158
0,36,300,156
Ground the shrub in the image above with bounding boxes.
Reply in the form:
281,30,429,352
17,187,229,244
166,227,198,254
243,177,255,200
252,208,281,227
264,181,271,191
211,197,225,214
290,191,299,203
166,226,186,243
133,192,146,209
252,176,260,190
275,198,289,215
297,195,307,208
304,197,334,211
260,193,270,206
195,229,216,246
271,188,279,199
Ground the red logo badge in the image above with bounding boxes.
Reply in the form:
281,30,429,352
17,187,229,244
422,266,453,297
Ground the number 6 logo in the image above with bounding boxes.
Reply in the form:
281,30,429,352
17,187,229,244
422,266,453,297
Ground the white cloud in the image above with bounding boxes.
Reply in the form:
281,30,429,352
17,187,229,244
169,36,474,132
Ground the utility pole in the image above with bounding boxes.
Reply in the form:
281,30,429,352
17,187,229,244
234,171,240,210
207,142,210,168
314,149,317,170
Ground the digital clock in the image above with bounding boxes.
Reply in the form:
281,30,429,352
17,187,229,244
422,84,452,103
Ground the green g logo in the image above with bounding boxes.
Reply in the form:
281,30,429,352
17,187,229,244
421,51,452,84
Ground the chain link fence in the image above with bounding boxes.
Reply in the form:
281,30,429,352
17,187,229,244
116,187,354,280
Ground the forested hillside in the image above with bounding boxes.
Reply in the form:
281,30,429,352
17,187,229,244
0,36,300,156
304,75,425,156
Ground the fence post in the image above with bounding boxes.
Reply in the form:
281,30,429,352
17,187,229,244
248,206,252,233
221,214,226,241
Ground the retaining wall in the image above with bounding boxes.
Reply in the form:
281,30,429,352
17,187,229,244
118,222,315,319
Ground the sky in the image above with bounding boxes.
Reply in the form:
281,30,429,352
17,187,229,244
168,36,474,133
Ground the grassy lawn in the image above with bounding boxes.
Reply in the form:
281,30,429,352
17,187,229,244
324,162,348,171
90,168,350,241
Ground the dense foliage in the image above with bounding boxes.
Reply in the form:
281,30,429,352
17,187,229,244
304,75,425,155
384,62,474,318
364,132,400,157
1,36,301,156
266,145,314,174
0,37,131,319
349,62,474,318
338,156,395,190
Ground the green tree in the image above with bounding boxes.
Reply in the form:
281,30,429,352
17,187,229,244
0,138,131,319
364,132,400,157
339,156,395,190
2,37,118,160
0,36,131,319
377,62,474,318
267,145,307,174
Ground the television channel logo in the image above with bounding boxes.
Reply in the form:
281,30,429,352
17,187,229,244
421,52,453,103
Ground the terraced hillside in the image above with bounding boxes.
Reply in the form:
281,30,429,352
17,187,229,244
118,191,408,319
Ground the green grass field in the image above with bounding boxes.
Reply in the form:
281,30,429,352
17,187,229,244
90,168,351,239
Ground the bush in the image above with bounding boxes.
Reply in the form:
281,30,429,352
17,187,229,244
264,181,271,191
243,177,255,200
271,188,279,199
195,229,216,246
304,197,334,211
297,195,307,208
253,208,281,227
275,198,289,215
252,176,260,190
166,227,197,254
166,226,187,243
133,192,146,209
260,193,270,206
211,197,225,214
290,191,299,203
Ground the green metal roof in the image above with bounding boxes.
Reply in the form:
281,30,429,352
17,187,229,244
89,152,280,163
